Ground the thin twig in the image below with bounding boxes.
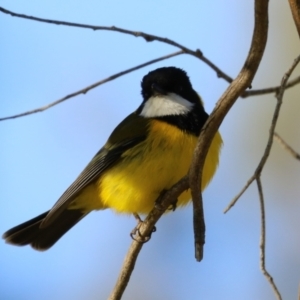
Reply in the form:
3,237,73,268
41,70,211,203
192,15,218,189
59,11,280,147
108,176,189,300
0,51,183,121
223,175,256,213
242,75,300,98
288,0,300,38
188,0,269,262
225,55,300,300
274,132,300,160
256,178,282,300
0,6,233,84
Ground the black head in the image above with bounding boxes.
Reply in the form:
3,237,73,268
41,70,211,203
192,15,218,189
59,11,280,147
137,67,208,136
141,67,200,105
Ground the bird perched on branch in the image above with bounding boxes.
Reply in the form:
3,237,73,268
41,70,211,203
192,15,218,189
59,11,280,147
3,66,222,251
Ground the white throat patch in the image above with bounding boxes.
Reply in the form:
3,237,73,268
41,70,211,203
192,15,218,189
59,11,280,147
139,93,194,118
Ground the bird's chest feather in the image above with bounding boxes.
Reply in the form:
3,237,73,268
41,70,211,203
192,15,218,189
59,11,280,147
98,120,198,213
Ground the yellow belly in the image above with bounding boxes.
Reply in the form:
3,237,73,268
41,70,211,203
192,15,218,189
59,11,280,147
71,120,222,214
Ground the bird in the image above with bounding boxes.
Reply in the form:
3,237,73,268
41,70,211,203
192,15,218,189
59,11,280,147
3,66,222,251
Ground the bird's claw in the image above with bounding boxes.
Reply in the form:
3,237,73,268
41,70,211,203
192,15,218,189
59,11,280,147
130,213,156,243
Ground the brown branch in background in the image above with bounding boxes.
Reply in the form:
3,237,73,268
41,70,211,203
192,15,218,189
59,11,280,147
0,6,233,84
0,51,183,121
274,132,300,160
225,55,300,300
288,0,300,38
188,0,269,262
242,75,300,98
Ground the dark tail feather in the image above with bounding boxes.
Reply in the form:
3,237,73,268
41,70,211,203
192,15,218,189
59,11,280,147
3,209,87,251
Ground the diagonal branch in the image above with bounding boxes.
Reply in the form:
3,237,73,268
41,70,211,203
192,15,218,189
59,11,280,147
0,51,183,121
274,132,300,160
0,6,233,84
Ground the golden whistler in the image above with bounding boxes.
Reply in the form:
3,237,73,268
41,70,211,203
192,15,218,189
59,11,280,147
3,67,222,251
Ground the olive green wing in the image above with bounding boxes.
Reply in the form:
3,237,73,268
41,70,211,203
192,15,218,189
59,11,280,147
41,112,149,227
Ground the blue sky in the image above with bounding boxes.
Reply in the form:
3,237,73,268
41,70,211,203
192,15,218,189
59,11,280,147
1,1,300,299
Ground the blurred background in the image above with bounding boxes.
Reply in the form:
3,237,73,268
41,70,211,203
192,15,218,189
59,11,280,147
1,1,300,299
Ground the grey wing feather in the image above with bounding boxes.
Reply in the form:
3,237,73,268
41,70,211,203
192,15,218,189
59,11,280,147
41,136,145,227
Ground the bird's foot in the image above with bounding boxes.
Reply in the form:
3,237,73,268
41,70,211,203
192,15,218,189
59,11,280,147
130,213,156,243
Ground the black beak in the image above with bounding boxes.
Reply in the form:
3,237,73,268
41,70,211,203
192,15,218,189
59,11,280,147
151,83,167,95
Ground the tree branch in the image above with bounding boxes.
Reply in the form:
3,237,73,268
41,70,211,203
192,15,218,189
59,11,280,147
274,132,300,160
188,0,269,262
288,0,300,38
0,6,233,84
242,75,300,97
0,51,183,121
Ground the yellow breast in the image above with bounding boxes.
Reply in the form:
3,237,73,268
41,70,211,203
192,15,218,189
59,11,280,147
89,119,222,214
